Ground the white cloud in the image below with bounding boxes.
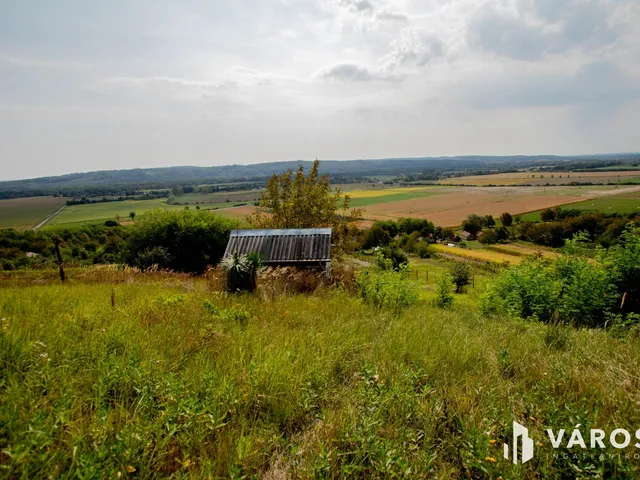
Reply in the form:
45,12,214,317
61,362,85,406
0,0,639,179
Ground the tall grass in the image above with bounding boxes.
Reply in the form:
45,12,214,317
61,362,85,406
1,276,640,478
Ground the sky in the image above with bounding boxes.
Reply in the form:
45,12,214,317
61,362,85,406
1,0,640,180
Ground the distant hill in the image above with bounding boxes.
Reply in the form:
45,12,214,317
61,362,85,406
1,154,639,198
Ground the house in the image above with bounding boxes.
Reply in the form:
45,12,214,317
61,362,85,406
223,228,332,272
460,231,473,241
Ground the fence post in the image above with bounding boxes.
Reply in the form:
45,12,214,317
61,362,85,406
53,237,65,283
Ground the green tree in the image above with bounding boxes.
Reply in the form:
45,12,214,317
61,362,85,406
171,185,184,197
249,159,362,253
450,262,471,293
129,212,136,221
462,214,483,236
485,215,496,228
500,212,513,227
362,224,391,250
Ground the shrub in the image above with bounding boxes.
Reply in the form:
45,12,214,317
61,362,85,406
376,245,408,271
416,242,432,259
221,252,263,293
357,265,420,313
435,271,454,308
122,209,238,274
450,262,471,293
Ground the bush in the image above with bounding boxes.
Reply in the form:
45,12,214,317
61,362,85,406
221,252,264,293
376,245,408,271
357,265,420,313
122,209,238,274
416,242,432,258
435,271,454,308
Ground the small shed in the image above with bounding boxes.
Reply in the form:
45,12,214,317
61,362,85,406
223,228,332,272
460,231,474,241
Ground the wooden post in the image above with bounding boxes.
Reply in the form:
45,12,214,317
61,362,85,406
111,289,115,308
426,270,428,282
415,270,418,280
53,237,65,282
472,275,475,288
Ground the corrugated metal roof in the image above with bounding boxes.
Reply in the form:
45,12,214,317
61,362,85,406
224,228,332,263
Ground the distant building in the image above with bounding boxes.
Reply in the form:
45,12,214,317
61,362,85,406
460,231,473,241
25,252,39,258
223,228,332,272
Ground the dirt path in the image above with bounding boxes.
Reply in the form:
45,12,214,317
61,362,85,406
33,205,66,230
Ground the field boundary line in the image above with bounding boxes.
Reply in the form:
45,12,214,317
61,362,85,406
34,205,66,230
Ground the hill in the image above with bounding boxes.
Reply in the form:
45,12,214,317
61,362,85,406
2,154,640,198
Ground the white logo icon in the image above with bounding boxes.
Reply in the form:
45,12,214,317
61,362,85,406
504,421,534,464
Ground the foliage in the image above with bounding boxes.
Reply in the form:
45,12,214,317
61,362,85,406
518,213,639,248
122,209,238,274
416,242,432,258
249,159,362,254
479,231,640,327
362,224,391,250
221,252,253,293
484,215,495,228
435,271,454,308
450,262,472,293
0,224,126,271
500,212,513,227
462,214,483,236
376,245,408,271
356,264,419,312
479,226,510,245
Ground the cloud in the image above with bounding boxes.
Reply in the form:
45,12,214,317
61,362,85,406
382,28,446,69
463,60,640,110
467,0,621,60
317,63,400,82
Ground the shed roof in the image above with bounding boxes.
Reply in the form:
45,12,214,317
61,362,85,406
224,228,332,263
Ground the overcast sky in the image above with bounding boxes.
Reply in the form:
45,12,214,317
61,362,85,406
1,0,639,180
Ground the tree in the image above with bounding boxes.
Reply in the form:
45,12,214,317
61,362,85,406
129,212,136,221
362,224,391,250
541,208,557,222
485,215,496,228
171,185,184,197
500,212,513,227
450,262,471,293
462,214,483,236
249,159,362,253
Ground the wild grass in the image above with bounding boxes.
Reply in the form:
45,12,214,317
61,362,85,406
2,273,640,478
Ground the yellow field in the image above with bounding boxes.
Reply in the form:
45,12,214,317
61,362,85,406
346,186,433,199
432,244,523,264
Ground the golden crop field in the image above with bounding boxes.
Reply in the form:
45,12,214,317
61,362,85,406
439,170,640,186
431,243,523,264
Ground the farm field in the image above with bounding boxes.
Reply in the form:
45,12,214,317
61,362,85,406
518,190,640,222
431,243,524,265
358,186,590,227
439,170,640,186
0,196,66,230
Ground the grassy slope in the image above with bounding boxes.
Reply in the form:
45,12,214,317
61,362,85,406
1,273,639,478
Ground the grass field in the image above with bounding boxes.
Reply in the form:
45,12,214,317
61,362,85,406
2,269,640,478
0,196,66,230
518,190,640,222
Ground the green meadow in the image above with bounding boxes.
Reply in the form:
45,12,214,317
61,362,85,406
1,268,640,478
519,191,640,222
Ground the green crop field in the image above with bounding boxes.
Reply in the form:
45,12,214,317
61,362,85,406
519,191,640,222
45,198,179,227
349,187,449,208
0,196,67,230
